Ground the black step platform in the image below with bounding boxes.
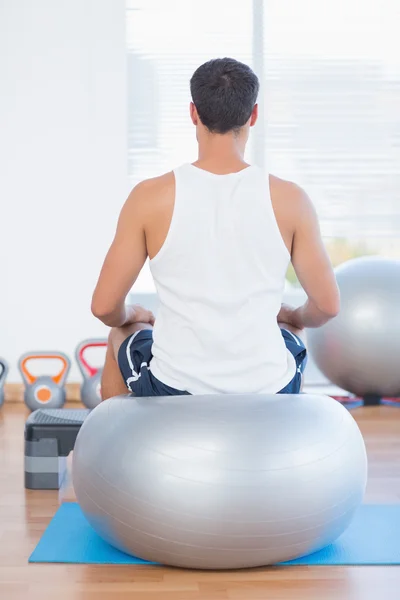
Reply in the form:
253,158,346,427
24,408,89,489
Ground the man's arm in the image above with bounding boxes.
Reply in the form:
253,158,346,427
280,185,340,329
91,183,151,328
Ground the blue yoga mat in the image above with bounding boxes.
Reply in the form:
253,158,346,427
29,503,400,566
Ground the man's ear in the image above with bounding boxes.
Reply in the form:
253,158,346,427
190,102,199,125
250,104,258,127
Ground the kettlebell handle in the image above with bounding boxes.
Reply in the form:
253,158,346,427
0,358,8,386
75,339,107,379
18,352,71,386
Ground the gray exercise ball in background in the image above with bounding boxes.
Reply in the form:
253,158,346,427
73,394,367,570
308,256,400,398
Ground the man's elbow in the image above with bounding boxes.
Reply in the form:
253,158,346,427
323,303,340,320
318,294,341,320
91,297,113,321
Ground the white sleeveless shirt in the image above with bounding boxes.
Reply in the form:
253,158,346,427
149,163,296,394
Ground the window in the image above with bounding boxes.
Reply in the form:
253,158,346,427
127,0,400,290
264,0,400,241
127,0,255,182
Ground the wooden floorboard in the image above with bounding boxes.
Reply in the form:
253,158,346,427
0,403,399,599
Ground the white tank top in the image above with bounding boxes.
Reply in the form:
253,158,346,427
149,163,296,394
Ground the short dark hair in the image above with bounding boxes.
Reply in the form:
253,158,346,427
190,58,259,134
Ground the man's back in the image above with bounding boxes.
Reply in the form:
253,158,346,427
142,170,296,262
144,163,296,394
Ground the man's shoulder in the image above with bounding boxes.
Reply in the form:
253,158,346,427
125,172,175,217
125,171,175,225
134,171,175,197
269,174,312,215
269,174,306,202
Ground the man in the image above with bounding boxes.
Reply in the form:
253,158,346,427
92,57,340,399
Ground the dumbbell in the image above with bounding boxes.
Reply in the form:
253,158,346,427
75,339,107,409
18,352,71,411
0,358,8,408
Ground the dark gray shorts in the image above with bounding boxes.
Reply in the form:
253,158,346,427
118,328,307,397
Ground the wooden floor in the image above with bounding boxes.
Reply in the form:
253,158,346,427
0,403,399,600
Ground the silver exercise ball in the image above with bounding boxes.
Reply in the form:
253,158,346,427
73,394,367,570
309,256,400,397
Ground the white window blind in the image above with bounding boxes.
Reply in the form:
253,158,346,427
126,0,255,181
127,0,400,238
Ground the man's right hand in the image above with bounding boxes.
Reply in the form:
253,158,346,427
124,304,155,326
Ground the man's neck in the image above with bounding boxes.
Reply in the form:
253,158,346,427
195,133,249,174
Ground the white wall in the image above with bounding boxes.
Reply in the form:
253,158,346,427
0,0,128,381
